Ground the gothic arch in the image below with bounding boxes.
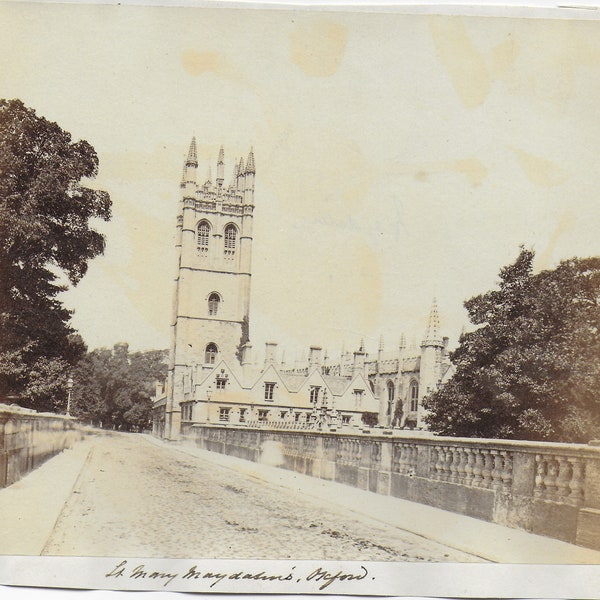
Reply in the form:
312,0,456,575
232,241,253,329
204,343,218,364
223,223,238,256
197,220,211,254
409,379,419,412
207,292,221,316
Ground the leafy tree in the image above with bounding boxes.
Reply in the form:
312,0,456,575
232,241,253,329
0,99,111,408
71,344,167,431
424,248,600,442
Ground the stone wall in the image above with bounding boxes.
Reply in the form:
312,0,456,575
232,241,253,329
185,424,600,550
0,405,83,488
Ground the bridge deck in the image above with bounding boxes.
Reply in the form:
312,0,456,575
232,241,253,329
1,430,599,564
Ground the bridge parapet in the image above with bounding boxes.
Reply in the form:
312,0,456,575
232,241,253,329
184,424,600,551
0,404,83,488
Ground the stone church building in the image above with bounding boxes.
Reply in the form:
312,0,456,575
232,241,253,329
152,140,453,440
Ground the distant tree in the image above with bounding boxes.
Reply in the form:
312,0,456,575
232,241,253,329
0,99,111,409
235,315,250,364
424,248,600,442
71,345,167,431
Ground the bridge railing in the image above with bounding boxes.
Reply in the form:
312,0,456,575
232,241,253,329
0,404,83,488
187,423,600,551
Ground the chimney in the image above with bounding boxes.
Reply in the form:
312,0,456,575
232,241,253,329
264,341,278,367
308,346,322,370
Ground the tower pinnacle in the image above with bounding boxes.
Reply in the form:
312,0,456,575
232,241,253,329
216,145,225,187
246,148,255,174
186,137,198,167
422,298,443,347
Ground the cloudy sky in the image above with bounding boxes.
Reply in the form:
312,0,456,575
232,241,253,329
1,2,600,361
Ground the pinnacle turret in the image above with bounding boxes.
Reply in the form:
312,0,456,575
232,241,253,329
399,333,406,350
245,148,255,174
216,145,225,187
204,165,212,186
422,298,443,347
237,157,245,177
186,137,198,167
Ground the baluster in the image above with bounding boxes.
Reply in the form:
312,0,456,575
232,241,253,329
500,451,513,490
543,458,559,499
463,448,475,486
534,455,546,498
439,448,449,481
430,446,440,478
481,451,494,488
567,458,585,506
448,448,459,483
455,448,467,484
472,450,484,487
410,445,418,471
491,450,503,489
555,456,572,501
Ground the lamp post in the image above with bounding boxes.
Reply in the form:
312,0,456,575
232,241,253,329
206,385,212,423
66,376,74,416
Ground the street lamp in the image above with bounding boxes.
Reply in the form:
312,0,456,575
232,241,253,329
206,385,213,423
66,376,74,416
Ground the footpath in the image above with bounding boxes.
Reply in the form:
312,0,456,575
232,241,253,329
1,431,600,564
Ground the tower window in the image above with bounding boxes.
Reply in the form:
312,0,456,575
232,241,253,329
197,221,210,255
208,292,220,316
409,380,419,412
354,389,364,407
205,343,218,364
224,224,237,257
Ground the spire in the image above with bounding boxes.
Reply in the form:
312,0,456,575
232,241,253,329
379,334,384,352
230,159,239,188
359,338,365,353
237,157,245,176
216,145,224,187
186,137,198,167
204,165,212,186
422,298,443,347
245,147,255,174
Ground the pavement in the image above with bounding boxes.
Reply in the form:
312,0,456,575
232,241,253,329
0,430,599,564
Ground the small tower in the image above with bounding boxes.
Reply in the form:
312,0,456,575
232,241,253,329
419,299,444,428
165,140,256,439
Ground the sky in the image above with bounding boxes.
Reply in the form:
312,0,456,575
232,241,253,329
1,1,600,361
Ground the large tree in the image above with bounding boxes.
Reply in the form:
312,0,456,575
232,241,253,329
0,99,111,409
71,345,168,431
424,248,600,443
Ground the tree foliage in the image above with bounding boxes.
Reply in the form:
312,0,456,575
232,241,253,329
424,248,600,442
0,99,111,408
71,344,168,431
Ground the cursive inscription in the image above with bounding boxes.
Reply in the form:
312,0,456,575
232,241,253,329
105,560,371,590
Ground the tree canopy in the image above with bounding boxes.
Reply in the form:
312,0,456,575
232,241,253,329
424,248,600,443
71,344,167,431
0,99,111,410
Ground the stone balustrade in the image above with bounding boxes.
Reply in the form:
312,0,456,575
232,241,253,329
0,404,83,488
186,423,600,550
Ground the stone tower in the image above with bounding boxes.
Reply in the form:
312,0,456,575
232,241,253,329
165,139,255,439
418,298,444,428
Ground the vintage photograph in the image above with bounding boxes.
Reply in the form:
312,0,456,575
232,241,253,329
1,0,600,596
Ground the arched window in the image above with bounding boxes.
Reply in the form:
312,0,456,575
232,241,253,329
208,292,220,316
224,224,237,257
205,343,218,364
197,221,210,255
409,380,419,412
386,380,395,415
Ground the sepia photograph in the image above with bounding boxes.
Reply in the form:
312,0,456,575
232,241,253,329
1,0,600,596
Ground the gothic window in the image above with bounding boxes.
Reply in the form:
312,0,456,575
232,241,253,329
224,224,237,257
197,221,210,255
216,377,227,390
219,407,230,422
387,380,395,415
342,414,351,425
208,292,220,316
239,408,247,423
409,380,419,412
264,382,275,401
258,409,269,422
205,343,218,364
353,389,364,407
309,386,320,405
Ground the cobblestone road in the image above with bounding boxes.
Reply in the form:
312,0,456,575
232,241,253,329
43,432,483,561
